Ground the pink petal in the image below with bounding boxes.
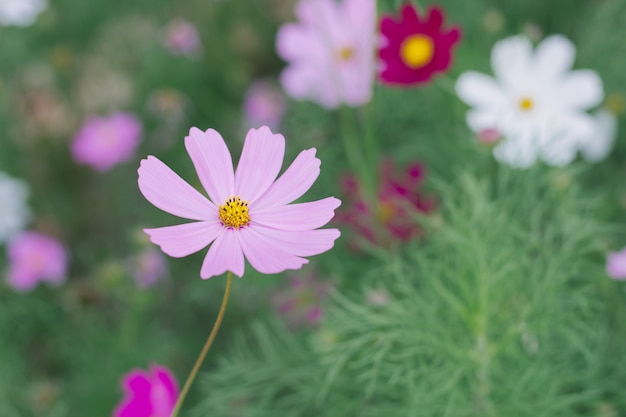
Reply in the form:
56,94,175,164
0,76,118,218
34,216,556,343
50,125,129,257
138,156,216,221
253,148,320,210
114,371,152,417
144,221,223,258
251,197,341,231
184,127,235,206
150,366,178,417
252,226,341,257
234,127,285,203
200,230,244,279
238,227,308,274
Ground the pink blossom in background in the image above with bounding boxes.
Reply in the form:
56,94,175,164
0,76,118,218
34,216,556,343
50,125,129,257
129,248,168,288
114,365,178,417
71,113,142,172
272,269,333,330
138,126,341,279
336,159,436,248
607,247,626,280
6,231,67,292
164,18,202,56
276,0,376,108
244,80,286,130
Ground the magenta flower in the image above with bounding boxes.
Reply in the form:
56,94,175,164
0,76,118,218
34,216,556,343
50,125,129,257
276,0,376,108
6,231,67,292
138,126,341,279
272,269,333,330
243,80,286,131
336,159,435,247
379,4,461,86
114,365,178,417
71,113,142,172
129,248,168,288
164,18,202,56
607,247,626,280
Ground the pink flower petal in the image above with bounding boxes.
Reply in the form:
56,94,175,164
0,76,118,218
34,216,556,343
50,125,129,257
184,127,235,206
251,197,341,231
200,230,244,279
234,127,285,203
238,227,308,274
138,156,216,221
252,226,341,257
144,221,223,258
253,148,320,210
114,371,152,417
150,366,178,417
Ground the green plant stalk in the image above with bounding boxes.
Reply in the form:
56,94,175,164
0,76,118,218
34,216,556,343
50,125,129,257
170,271,233,417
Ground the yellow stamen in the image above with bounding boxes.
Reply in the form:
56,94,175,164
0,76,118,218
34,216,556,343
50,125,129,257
218,196,250,228
337,46,355,62
519,97,534,111
400,34,434,69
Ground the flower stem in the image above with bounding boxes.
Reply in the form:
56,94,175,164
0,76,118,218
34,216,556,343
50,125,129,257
170,271,233,417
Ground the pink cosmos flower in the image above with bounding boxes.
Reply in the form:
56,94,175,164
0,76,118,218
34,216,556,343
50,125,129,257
607,247,626,280
6,231,67,292
129,248,168,288
243,80,286,131
71,113,142,172
114,365,178,417
336,159,435,247
164,18,202,56
276,0,376,108
379,4,461,86
272,269,333,330
138,126,341,279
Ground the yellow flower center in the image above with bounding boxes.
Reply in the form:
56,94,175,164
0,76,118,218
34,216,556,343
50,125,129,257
518,97,534,111
218,196,250,229
337,46,355,62
400,34,434,69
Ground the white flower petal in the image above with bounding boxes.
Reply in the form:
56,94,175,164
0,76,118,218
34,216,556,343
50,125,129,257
556,70,604,110
491,36,533,87
580,109,617,162
533,35,575,79
456,72,507,109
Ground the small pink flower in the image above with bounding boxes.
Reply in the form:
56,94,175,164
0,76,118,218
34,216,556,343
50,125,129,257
607,247,626,280
129,248,168,288
138,126,341,279
244,80,286,131
71,113,142,172
6,231,67,292
276,0,376,108
477,128,502,145
272,270,332,330
164,18,202,56
379,4,461,86
336,159,435,247
114,365,178,417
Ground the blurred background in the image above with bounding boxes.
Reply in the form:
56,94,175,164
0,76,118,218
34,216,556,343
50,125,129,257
1,0,626,416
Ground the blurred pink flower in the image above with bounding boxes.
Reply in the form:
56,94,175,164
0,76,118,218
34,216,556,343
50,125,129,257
138,126,341,279
6,231,67,292
272,270,333,330
276,0,376,108
164,18,202,56
129,248,168,288
244,80,286,131
336,159,436,248
607,247,626,280
114,365,178,417
71,113,142,172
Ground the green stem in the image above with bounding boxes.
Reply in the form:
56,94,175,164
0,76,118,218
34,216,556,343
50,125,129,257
170,271,233,417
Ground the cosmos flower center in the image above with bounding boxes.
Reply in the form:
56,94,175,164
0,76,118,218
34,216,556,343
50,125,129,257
518,96,534,112
336,46,355,62
218,196,250,229
400,34,434,69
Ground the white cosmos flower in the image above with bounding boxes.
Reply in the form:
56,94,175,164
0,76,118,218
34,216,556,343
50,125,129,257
0,0,47,27
0,172,30,243
456,35,604,168
579,108,617,163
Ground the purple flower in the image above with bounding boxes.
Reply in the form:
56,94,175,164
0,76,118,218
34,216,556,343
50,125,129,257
243,80,286,131
71,113,142,172
607,247,626,280
164,19,202,56
129,248,168,288
114,365,178,417
6,231,67,292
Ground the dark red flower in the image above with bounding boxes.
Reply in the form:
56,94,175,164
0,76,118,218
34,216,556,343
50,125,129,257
336,159,436,249
379,4,461,86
